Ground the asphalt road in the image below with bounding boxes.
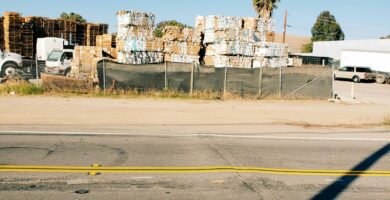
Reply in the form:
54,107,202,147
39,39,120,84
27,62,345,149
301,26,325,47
1,130,389,200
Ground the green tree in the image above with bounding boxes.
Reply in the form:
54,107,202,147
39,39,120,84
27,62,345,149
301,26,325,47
153,20,191,38
301,43,313,53
60,12,86,22
311,11,344,42
252,0,280,19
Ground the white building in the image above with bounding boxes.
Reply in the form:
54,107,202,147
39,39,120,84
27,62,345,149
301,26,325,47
313,39,390,59
341,49,390,72
312,39,390,73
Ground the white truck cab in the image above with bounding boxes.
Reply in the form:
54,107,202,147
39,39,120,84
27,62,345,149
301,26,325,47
0,49,24,77
45,49,74,76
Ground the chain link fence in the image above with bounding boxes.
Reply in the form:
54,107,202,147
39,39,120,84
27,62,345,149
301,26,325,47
97,59,333,99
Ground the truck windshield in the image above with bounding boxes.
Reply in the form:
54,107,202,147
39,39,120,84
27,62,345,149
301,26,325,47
47,51,62,62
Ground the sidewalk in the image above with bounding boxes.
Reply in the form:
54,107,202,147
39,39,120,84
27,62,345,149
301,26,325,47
0,96,389,132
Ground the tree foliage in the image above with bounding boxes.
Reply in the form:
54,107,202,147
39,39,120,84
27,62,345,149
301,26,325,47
60,12,86,22
301,42,313,53
252,0,280,19
311,11,344,42
153,20,191,38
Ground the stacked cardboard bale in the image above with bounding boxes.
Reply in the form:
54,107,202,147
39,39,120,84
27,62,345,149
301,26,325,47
116,11,163,64
96,34,117,58
3,12,22,54
162,26,201,64
96,34,116,47
0,17,4,50
196,15,288,68
72,45,103,75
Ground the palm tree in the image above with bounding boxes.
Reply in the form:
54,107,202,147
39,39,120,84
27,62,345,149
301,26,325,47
253,0,280,19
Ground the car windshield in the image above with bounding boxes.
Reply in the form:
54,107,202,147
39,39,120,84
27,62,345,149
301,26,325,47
47,50,62,62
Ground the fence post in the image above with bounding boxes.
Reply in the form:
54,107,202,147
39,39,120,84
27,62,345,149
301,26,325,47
164,61,168,90
279,66,282,99
35,56,40,84
258,66,263,99
103,58,106,93
223,66,227,99
331,64,335,99
190,62,194,95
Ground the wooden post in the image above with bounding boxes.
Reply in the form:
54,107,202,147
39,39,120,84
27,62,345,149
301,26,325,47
258,67,263,98
103,58,106,93
283,10,288,43
279,66,282,99
164,61,168,90
223,67,228,99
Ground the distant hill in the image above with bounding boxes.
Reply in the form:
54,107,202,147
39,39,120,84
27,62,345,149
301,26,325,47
274,33,311,53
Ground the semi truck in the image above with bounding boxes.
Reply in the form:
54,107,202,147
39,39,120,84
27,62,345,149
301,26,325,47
341,49,390,84
0,49,38,80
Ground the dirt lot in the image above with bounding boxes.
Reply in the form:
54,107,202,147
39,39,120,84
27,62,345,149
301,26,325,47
334,80,390,105
0,79,389,132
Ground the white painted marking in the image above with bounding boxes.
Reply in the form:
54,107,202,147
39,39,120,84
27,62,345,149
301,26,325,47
0,130,389,142
325,178,344,182
131,176,153,179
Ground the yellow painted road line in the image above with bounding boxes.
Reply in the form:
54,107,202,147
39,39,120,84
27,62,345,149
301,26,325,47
1,165,390,176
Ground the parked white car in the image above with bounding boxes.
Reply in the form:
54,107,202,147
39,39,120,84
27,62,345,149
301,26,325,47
334,66,376,83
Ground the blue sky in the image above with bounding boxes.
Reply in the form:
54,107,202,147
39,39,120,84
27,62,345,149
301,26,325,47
1,0,389,40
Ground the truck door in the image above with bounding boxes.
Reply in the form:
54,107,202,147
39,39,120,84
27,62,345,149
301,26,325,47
60,52,73,68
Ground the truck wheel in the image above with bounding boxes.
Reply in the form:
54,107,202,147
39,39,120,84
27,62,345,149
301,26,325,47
376,75,386,84
352,76,360,83
1,62,18,77
64,68,71,77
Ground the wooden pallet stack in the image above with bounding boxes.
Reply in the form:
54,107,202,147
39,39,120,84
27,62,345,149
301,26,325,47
76,23,87,46
63,20,77,44
20,22,34,57
3,12,22,54
2,12,109,56
43,18,55,37
25,16,49,56
0,17,4,50
86,23,100,46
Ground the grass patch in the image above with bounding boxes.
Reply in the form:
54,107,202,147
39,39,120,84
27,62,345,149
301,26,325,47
0,82,44,95
87,88,223,100
0,76,329,102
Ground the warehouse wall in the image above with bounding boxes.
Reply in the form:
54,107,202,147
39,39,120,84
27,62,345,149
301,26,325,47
313,39,390,59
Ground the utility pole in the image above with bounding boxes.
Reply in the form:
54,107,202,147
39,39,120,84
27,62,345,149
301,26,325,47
283,10,288,43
